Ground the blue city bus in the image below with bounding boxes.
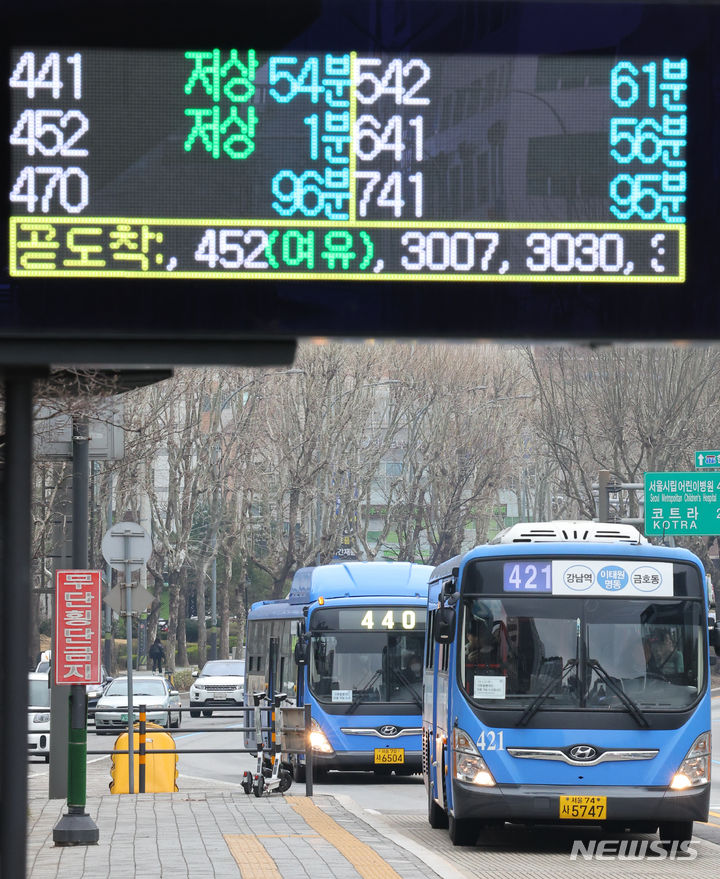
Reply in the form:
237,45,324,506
423,521,712,847
245,560,433,780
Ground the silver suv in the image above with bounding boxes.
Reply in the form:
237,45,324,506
189,660,245,717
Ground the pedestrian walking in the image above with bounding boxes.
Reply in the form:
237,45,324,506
149,636,165,673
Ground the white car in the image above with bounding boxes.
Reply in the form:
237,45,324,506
95,674,181,734
35,654,112,712
190,660,245,717
27,671,51,762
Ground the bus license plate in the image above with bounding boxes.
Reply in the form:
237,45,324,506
559,796,606,820
374,748,404,764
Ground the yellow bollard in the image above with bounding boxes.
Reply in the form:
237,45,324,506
109,723,178,793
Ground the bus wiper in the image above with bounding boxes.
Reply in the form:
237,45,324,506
347,669,382,714
516,659,578,727
586,658,649,728
391,667,423,709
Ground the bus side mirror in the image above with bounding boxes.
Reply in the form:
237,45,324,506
441,571,459,601
434,606,456,644
294,637,308,665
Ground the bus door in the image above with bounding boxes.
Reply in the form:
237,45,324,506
264,637,279,748
426,606,448,808
292,620,306,706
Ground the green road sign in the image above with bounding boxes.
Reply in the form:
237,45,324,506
644,472,720,536
695,451,720,468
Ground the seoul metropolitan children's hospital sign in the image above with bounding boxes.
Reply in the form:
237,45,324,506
644,472,720,536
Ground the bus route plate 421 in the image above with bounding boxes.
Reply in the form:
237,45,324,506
374,748,404,764
559,795,607,819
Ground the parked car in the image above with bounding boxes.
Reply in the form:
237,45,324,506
95,673,181,734
35,656,113,714
87,665,114,713
27,671,51,762
35,649,51,674
189,659,245,718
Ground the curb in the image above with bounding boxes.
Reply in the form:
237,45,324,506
334,793,467,879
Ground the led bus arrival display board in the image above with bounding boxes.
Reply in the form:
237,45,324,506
9,49,685,282
3,0,720,347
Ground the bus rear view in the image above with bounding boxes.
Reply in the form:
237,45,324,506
423,521,711,848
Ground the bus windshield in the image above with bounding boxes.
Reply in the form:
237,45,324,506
309,631,424,707
460,595,705,711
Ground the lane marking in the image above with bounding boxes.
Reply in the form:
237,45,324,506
287,796,404,879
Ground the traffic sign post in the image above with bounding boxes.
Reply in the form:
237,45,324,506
644,471,720,536
695,451,720,469
101,523,152,795
52,418,100,846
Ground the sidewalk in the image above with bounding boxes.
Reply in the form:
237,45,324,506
26,771,455,879
26,766,720,879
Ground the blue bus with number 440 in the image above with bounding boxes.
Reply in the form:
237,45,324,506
245,560,433,781
423,521,712,848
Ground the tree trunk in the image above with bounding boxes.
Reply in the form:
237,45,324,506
166,570,180,673
220,553,231,659
28,589,40,670
177,567,189,667
196,572,207,667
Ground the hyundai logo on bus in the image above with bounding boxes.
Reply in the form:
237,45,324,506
379,725,400,737
568,745,598,762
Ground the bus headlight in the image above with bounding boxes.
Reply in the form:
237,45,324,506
453,727,496,786
670,732,710,789
310,719,334,754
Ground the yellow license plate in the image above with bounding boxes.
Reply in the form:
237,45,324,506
374,748,404,764
559,795,607,820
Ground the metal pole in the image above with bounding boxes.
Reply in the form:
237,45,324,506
598,470,610,523
139,706,146,794
304,702,313,797
0,369,35,879
210,440,218,661
53,417,99,845
69,418,89,810
105,471,113,671
124,534,135,794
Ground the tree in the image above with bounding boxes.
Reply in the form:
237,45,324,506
524,345,720,549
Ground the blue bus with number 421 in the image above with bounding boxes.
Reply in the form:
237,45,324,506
422,521,711,848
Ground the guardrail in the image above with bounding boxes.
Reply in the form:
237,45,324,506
29,696,315,796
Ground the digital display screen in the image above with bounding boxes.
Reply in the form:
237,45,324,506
9,49,686,282
503,561,553,592
501,560,674,596
311,606,424,631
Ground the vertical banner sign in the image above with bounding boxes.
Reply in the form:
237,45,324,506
54,570,102,686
